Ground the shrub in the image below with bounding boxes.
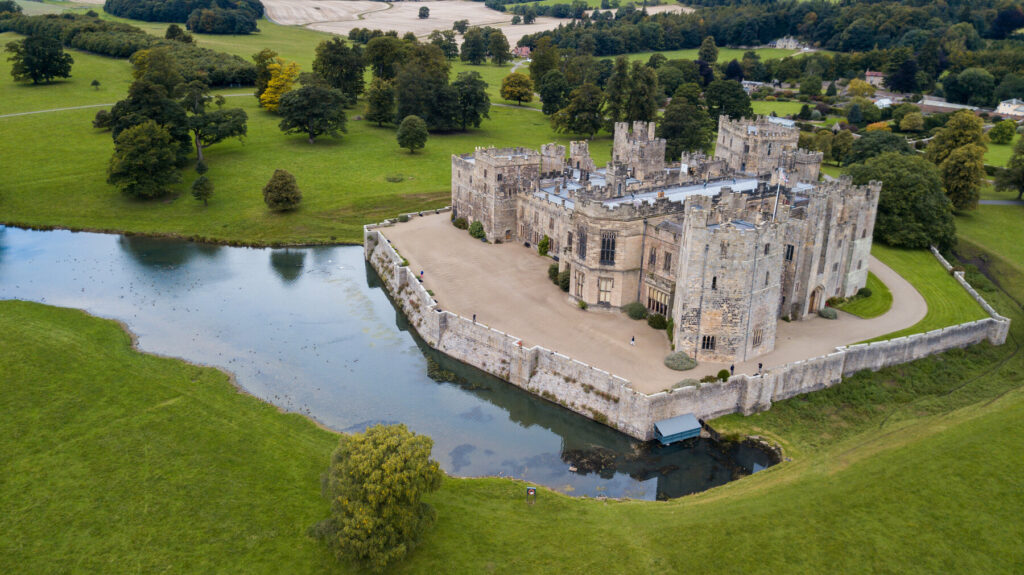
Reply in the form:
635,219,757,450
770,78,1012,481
857,287,872,298
577,300,587,310
468,221,485,239
452,217,468,230
537,235,550,256
716,369,731,381
819,307,838,319
826,296,845,307
557,270,570,292
92,109,111,130
699,374,719,383
664,351,697,371
548,263,559,283
666,317,674,341
622,301,648,320
647,314,667,329
397,214,409,223
262,169,302,211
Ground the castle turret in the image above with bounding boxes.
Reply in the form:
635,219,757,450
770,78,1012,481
611,121,666,183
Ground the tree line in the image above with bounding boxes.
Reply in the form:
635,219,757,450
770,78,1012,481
103,0,263,35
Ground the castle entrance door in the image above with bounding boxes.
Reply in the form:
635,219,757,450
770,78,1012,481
809,286,824,314
505,229,511,241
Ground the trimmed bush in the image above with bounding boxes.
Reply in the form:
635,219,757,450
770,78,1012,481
468,221,485,239
819,307,838,319
857,287,872,298
664,351,697,371
716,369,731,381
699,374,718,383
622,301,648,320
547,263,559,283
577,300,587,310
452,217,468,229
647,313,667,329
397,214,409,223
537,235,550,256
557,270,570,292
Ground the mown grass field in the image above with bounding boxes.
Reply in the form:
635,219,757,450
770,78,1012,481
864,244,988,342
751,99,805,117
984,132,1020,167
835,271,892,319
620,46,796,63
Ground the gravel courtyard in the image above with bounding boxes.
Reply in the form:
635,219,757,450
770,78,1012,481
381,213,928,394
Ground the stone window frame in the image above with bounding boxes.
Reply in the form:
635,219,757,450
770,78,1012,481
701,335,716,350
752,328,763,347
599,231,617,266
648,246,657,266
577,227,587,260
663,252,672,272
598,277,613,304
574,270,585,298
711,276,718,290
784,244,795,262
764,243,770,256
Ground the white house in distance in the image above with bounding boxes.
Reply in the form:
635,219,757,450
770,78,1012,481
996,99,1024,119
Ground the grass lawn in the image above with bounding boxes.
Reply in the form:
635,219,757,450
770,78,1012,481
956,204,1024,272
863,244,988,342
984,133,1019,167
834,271,892,319
819,163,842,178
751,99,805,117
618,46,796,63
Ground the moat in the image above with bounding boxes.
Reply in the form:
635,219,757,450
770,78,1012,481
0,226,775,500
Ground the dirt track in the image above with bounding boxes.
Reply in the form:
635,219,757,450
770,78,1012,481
382,213,928,394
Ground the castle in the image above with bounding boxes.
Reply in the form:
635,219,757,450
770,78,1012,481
451,116,880,365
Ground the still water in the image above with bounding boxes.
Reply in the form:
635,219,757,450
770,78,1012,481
0,226,773,499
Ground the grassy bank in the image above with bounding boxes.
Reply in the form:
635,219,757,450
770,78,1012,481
2,293,1022,573
835,271,892,319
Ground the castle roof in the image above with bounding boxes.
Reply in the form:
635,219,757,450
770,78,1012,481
602,178,760,208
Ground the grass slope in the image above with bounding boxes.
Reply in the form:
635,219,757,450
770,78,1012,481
835,271,892,319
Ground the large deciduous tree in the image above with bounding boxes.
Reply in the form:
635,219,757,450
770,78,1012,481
528,37,559,84
364,77,395,126
925,110,986,166
847,131,914,165
658,97,713,159
179,80,247,162
460,28,487,65
259,58,300,112
364,35,406,80
624,61,659,122
705,79,751,121
602,55,630,129
396,114,428,153
277,84,347,144
552,83,604,138
108,120,181,199
939,144,985,211
252,48,278,102
995,136,1024,200
452,71,490,130
5,36,73,84
847,152,956,250
698,35,718,63
487,29,510,65
500,72,533,105
318,424,442,573
312,37,366,106
538,69,570,116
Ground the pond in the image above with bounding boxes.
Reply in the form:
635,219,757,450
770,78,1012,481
0,226,774,500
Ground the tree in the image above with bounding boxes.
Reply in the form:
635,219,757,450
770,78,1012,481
899,112,924,132
395,44,455,131
0,0,22,14
724,59,743,82
191,175,213,206
91,79,100,90
698,36,718,63
552,83,604,138
885,57,919,93
263,169,302,210
131,47,183,96
832,129,854,166
602,55,630,129
365,36,406,80
847,131,913,165
252,48,278,102
186,103,247,162
799,74,821,97
995,136,1024,200
365,77,395,126
259,59,300,112
940,144,985,211
451,71,490,130
418,6,429,18
93,109,111,130
891,103,920,125
460,28,487,65
511,15,521,25
529,38,559,84
278,84,347,144
658,99,712,159
312,37,366,106
5,36,73,84
813,130,834,162
847,103,863,125
397,115,428,153
995,73,1024,103
624,61,659,122
165,24,193,43
538,69,570,116
925,110,986,166
319,424,442,573
847,78,875,98
107,120,181,199
865,121,891,133
109,78,192,164
452,19,469,34
847,153,955,250
488,30,510,65
500,72,533,105
428,30,458,60
705,79,751,121
989,121,1016,145
945,68,995,107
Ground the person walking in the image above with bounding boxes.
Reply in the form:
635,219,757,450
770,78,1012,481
630,336,635,346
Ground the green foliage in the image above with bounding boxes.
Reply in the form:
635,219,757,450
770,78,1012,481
989,121,1016,146
659,97,713,159
453,217,469,230
647,313,667,329
487,30,510,65
365,35,406,80
92,109,111,130
191,175,213,206
528,38,559,84
925,111,986,166
460,28,487,65
537,235,550,256
698,36,718,63
899,112,924,133
705,79,751,121
5,35,72,84
164,24,192,44
716,369,731,381
0,0,22,14
320,424,442,573
940,144,985,211
451,71,491,130
538,69,570,116
396,115,428,153
557,270,570,291
622,301,648,320
262,169,302,211
818,307,838,320
251,48,277,101
552,83,603,137
103,0,263,28
547,262,559,283
624,61,659,123
664,351,697,371
364,77,396,127
312,37,365,106
577,299,588,310
994,135,1024,200
468,220,485,239
847,153,956,250
107,120,181,199
278,84,347,144
500,72,534,105
847,131,913,165
833,273,891,319
428,30,458,60
418,6,430,19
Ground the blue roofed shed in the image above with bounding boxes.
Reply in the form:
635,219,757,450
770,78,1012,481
654,413,701,445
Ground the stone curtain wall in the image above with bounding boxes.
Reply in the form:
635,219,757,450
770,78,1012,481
366,220,1010,441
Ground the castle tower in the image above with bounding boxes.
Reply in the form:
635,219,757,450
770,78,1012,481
540,143,566,176
714,115,799,177
450,147,540,242
611,121,666,182
569,141,596,173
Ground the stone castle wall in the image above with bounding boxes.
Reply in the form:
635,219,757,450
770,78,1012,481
365,220,1009,441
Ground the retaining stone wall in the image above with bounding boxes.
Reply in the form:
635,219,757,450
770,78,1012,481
366,221,1010,441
